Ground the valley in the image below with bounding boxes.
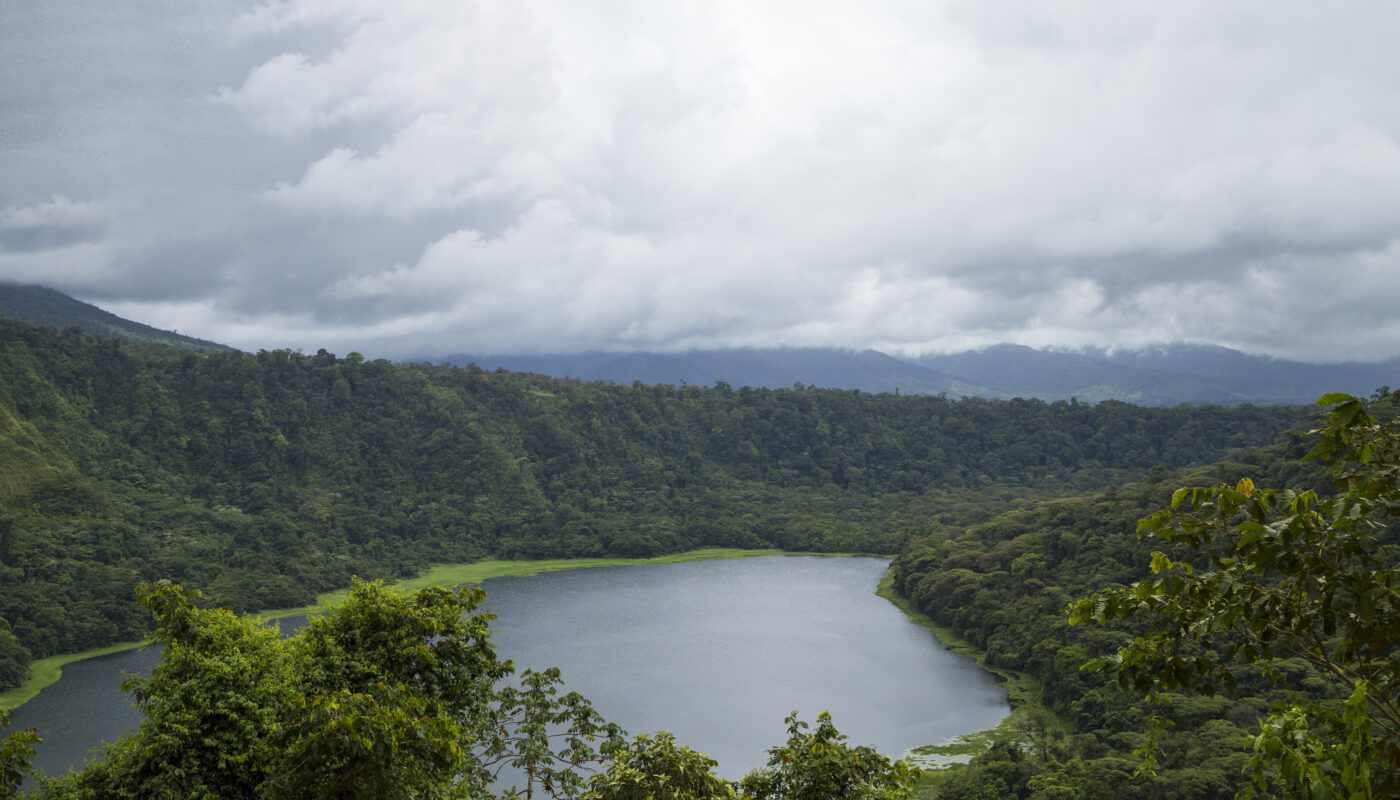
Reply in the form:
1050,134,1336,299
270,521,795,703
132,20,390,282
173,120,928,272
0,306,1394,798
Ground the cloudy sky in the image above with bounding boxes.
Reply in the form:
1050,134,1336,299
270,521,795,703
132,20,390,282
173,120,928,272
3,1,1399,362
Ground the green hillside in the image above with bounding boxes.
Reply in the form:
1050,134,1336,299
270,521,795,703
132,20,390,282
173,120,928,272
892,393,1400,798
0,315,1309,690
2,311,1397,797
0,283,232,352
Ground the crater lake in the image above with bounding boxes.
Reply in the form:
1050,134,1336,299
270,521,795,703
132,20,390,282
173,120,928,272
10,555,1009,781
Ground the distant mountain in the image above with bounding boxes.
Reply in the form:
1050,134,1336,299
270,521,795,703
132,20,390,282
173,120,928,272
912,344,1185,402
1097,343,1400,401
918,343,1398,405
443,348,991,396
448,343,1397,406
6,284,1391,404
0,283,233,351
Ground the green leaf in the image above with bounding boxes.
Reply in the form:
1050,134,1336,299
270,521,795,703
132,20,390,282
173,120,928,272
1171,487,1191,509
1316,392,1359,407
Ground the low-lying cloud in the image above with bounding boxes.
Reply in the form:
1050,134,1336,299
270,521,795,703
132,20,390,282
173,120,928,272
3,0,1399,362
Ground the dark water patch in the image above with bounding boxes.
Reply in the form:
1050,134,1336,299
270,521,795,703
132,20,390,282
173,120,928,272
8,556,1008,781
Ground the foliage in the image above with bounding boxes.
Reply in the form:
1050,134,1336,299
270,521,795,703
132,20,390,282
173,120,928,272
35,580,514,800
0,628,28,692
480,667,623,799
0,284,230,352
271,580,512,800
0,315,1306,690
586,732,735,800
892,390,1400,797
738,711,919,800
24,579,920,800
890,420,1334,797
0,709,38,800
1070,393,1400,797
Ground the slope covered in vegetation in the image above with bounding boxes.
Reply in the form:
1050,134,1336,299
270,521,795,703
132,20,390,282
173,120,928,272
0,316,1308,689
894,392,1400,798
0,285,230,353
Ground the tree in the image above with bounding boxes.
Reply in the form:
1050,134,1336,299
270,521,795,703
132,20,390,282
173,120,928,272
266,579,510,800
586,731,735,800
28,577,917,800
0,709,39,800
0,626,29,692
37,580,512,800
1070,393,1400,798
738,711,919,800
42,581,294,799
477,667,622,800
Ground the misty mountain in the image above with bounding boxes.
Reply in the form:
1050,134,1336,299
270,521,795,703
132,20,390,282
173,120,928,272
0,283,232,352
1096,343,1400,401
442,348,992,397
912,344,1264,405
453,343,1396,406
915,343,1396,404
911,344,1188,402
5,284,1392,405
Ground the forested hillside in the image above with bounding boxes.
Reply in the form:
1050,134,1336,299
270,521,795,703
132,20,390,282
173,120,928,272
0,316,1308,690
0,285,230,353
893,392,1400,798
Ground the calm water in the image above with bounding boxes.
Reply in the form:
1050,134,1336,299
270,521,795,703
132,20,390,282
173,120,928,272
8,556,1008,781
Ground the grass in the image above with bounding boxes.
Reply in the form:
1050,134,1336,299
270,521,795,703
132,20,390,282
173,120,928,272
1,639,153,711
876,572,1080,799
2,548,882,711
6,546,1040,800
253,548,878,620
875,570,1069,797
875,573,1042,708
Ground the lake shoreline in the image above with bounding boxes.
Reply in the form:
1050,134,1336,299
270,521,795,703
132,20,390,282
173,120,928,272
12,554,1009,786
2,547,889,711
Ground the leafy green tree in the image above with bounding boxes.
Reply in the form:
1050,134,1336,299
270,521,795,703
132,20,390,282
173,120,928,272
1071,394,1400,798
0,709,39,800
586,731,735,800
37,581,292,799
37,580,511,800
479,667,621,800
0,626,29,691
29,580,920,800
738,711,919,800
266,579,510,800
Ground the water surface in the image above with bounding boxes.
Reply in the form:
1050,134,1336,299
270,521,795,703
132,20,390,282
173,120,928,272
9,556,1008,780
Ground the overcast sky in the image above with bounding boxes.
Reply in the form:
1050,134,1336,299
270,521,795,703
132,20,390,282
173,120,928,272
3,1,1399,362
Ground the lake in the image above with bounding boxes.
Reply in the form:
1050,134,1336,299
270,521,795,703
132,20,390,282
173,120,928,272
9,555,1009,782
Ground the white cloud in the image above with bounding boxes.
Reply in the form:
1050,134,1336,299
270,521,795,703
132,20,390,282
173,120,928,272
6,0,1400,361
0,195,106,231
0,242,116,287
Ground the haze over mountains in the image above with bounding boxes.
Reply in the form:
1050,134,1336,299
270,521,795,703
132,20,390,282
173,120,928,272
2,283,1393,406
0,284,230,353
445,345,1398,407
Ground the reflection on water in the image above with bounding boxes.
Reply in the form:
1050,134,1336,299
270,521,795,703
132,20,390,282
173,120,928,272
8,556,1009,781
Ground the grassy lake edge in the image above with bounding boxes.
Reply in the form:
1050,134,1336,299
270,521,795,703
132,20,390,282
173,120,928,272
2,548,882,711
876,572,1068,797
5,546,1025,789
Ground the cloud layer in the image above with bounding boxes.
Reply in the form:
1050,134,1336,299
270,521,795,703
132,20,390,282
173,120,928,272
3,0,1399,361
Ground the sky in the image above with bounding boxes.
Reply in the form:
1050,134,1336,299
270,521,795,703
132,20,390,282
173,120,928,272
2,1,1400,363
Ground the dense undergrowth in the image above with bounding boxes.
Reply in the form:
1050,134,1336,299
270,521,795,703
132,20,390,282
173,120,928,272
0,316,1307,689
894,392,1400,798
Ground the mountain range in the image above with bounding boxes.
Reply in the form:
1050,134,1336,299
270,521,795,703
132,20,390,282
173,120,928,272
447,344,1398,406
0,283,231,352
2,282,1393,405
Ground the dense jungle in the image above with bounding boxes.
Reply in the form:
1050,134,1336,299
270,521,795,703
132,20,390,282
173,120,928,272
1,314,1396,798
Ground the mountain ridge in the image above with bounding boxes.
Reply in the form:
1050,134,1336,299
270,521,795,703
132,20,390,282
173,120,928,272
0,283,232,352
446,343,1396,406
2,283,1391,405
